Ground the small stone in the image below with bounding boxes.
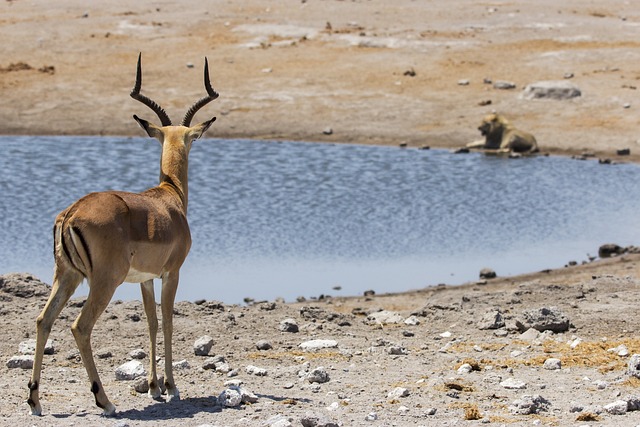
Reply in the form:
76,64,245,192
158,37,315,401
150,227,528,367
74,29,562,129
365,412,378,421
132,377,149,393
458,79,470,86
307,367,330,384
608,344,629,357
543,358,562,370
115,360,145,380
388,345,408,355
299,339,338,351
129,348,146,359
404,316,420,326
194,335,214,356
367,310,404,325
479,268,496,279
280,318,299,333
256,340,273,350
387,387,409,399
172,359,190,370
478,309,504,330
617,148,631,156
457,363,473,374
322,127,333,135
6,355,34,369
424,407,437,415
493,80,516,90
218,387,242,407
19,339,54,355
604,400,628,415
500,378,527,389
627,354,640,378
245,365,268,376
520,80,581,100
509,394,550,415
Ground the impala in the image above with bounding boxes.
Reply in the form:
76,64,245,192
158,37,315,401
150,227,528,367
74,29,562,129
27,54,218,416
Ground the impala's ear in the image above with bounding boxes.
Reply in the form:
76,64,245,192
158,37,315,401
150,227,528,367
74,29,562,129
133,114,164,142
190,116,217,140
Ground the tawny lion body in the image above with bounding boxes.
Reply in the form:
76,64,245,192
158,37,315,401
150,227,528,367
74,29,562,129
28,54,218,416
467,113,538,154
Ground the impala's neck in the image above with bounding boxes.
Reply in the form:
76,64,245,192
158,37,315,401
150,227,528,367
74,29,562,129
159,133,190,212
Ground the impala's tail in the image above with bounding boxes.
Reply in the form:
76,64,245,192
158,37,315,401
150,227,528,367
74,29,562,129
54,211,91,278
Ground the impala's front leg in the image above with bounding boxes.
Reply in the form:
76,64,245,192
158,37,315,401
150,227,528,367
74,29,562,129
161,271,180,401
140,280,161,398
71,282,118,416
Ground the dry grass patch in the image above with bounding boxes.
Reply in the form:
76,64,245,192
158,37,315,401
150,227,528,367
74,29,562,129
449,402,483,420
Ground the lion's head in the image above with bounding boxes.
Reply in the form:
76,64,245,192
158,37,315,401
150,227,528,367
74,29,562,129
478,113,510,137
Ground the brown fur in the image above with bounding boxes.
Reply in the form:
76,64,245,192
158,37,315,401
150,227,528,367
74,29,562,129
467,113,538,154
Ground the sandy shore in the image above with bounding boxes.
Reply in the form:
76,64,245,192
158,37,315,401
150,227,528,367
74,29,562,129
2,0,640,160
2,0,640,425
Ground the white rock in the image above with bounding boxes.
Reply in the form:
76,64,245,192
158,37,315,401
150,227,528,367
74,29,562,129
245,365,267,376
500,378,527,389
366,310,404,325
307,366,330,384
397,405,410,413
387,387,409,399
521,80,582,100
569,337,583,348
457,363,473,374
439,331,452,338
519,328,540,341
115,360,145,380
299,339,338,351
403,315,420,326
19,339,54,355
194,335,214,356
604,400,628,415
218,387,242,407
326,401,340,411
608,344,629,357
365,412,378,421
543,358,562,370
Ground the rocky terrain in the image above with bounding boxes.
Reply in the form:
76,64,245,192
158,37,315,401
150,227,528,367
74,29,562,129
3,254,640,426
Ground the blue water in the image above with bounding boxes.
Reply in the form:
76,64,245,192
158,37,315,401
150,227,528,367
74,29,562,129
1,135,639,304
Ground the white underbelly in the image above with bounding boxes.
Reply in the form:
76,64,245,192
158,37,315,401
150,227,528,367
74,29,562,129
124,268,160,283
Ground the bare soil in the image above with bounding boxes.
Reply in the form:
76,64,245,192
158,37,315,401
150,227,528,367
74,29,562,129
2,0,640,425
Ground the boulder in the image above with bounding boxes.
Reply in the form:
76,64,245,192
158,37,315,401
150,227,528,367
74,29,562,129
515,307,570,333
520,80,581,100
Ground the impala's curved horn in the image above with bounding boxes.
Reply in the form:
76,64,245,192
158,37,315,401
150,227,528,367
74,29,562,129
181,58,219,127
130,53,172,127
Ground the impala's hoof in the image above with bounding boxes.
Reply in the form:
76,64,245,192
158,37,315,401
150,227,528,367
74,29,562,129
166,387,180,402
29,404,42,416
102,403,117,417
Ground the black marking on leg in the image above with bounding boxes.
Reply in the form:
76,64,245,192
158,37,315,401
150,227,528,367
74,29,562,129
150,381,157,389
91,381,106,409
164,380,171,390
28,380,38,391
27,398,36,408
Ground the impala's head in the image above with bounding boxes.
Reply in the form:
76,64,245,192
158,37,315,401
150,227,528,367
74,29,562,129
130,53,218,147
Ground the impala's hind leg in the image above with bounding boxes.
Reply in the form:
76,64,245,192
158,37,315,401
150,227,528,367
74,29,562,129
28,267,82,416
140,280,161,398
161,271,180,401
71,277,118,416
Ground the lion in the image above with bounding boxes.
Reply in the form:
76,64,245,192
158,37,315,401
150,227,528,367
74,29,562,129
466,113,538,155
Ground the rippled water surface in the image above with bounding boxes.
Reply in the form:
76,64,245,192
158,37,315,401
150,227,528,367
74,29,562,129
2,135,640,303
